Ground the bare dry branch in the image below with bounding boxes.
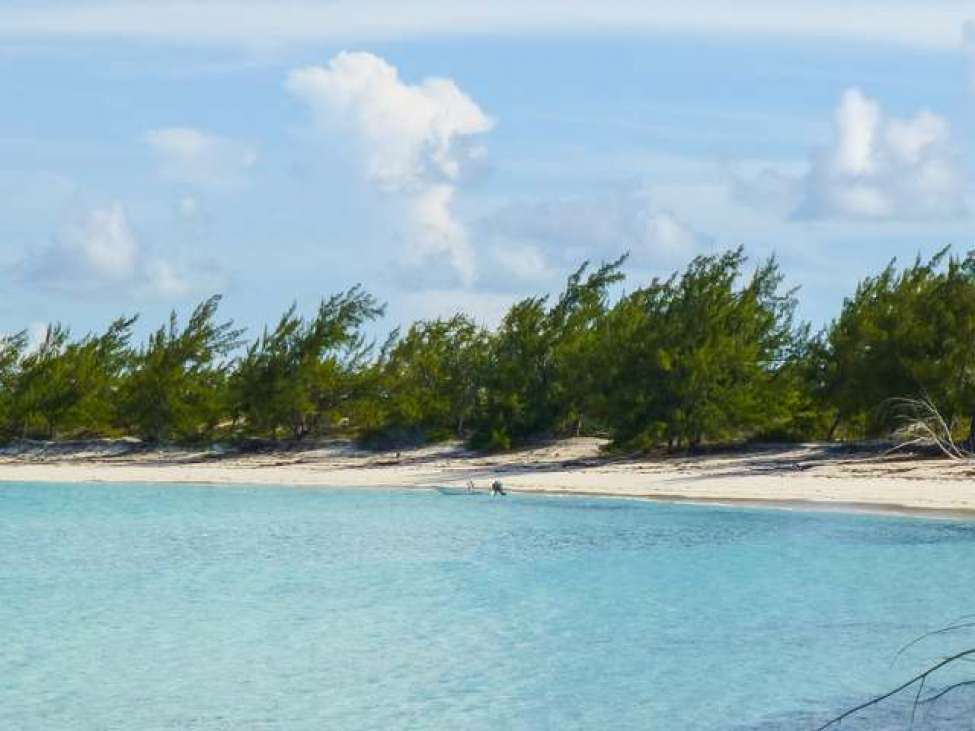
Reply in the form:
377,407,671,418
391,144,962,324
816,648,975,730
885,395,972,460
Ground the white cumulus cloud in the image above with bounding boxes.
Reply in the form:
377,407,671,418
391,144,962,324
735,88,968,220
21,202,192,298
286,51,494,285
641,210,703,256
73,202,139,280
146,127,258,187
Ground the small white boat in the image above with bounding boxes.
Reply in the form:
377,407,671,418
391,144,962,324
434,486,483,496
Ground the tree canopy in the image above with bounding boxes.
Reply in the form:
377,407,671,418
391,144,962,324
1,247,973,451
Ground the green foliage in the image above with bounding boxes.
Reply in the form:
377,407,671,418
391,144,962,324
372,314,490,443
0,330,27,438
823,249,975,440
8,324,72,438
120,296,242,442
4,317,137,439
231,287,384,440
595,248,805,449
471,255,626,448
0,246,972,451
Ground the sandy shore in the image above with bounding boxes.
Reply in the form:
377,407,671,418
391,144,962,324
2,437,975,517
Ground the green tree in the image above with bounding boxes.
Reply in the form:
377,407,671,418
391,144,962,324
72,315,140,434
472,255,626,449
121,296,242,442
231,287,384,440
598,248,805,449
0,330,27,438
12,317,138,439
376,314,490,441
823,249,975,440
549,255,627,436
9,324,73,438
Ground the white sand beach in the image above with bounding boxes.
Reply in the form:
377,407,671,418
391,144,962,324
2,438,974,517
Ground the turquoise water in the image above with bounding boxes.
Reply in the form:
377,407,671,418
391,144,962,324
2,483,975,730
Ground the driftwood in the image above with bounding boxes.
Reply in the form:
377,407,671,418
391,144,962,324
885,396,973,461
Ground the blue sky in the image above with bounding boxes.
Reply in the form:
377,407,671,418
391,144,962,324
1,2,973,344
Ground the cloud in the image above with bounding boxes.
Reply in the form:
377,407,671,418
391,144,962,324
402,185,478,284
482,187,710,271
641,210,705,255
734,88,968,220
141,259,192,298
488,243,550,283
145,127,257,187
20,202,192,298
287,51,493,284
0,2,967,50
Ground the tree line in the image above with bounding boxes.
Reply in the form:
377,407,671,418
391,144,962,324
2,246,973,451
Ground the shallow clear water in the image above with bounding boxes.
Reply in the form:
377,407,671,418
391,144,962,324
2,483,975,730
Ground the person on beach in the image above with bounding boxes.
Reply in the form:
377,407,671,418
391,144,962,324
491,480,506,496
467,480,475,493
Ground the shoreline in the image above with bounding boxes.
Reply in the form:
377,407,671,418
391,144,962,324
613,494,975,521
5,474,974,521
2,437,975,519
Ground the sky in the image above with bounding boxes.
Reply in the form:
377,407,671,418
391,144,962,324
1,1,974,344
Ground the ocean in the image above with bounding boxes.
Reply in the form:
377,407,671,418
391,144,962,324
2,482,975,729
